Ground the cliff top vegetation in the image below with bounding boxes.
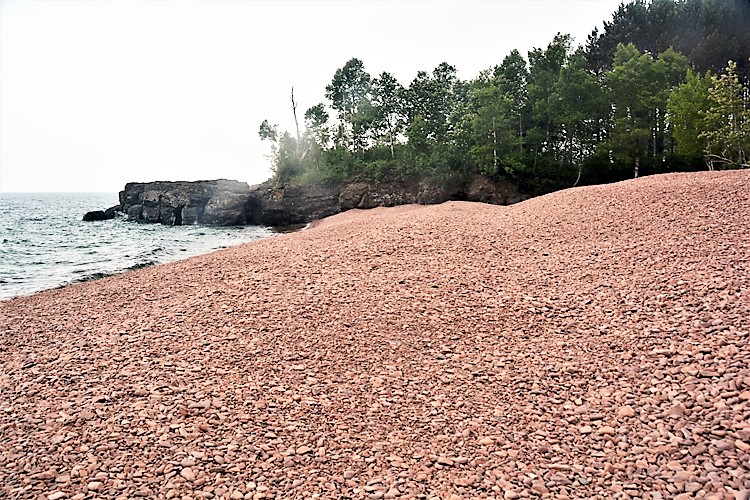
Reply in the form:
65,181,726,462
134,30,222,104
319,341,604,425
260,0,749,193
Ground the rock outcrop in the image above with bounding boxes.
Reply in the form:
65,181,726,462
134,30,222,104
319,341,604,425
246,174,529,226
83,210,108,222
118,179,251,226
88,175,530,226
82,206,120,221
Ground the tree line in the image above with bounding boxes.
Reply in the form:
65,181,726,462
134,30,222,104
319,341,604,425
586,0,750,80
260,0,749,191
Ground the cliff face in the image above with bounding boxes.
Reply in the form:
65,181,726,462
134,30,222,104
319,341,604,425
119,179,251,226
247,175,530,226
109,175,530,227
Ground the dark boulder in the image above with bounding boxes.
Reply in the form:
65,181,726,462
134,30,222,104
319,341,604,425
83,205,119,221
83,210,107,222
104,205,120,219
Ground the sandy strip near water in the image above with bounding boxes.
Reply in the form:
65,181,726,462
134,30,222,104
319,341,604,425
1,171,749,500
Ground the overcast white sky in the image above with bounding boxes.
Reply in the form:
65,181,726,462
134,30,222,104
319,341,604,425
0,0,624,193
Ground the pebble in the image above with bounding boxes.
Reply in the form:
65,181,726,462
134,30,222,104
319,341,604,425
180,468,195,481
685,482,702,493
690,444,707,456
87,481,103,491
618,406,636,418
2,171,749,499
673,471,692,481
531,482,549,495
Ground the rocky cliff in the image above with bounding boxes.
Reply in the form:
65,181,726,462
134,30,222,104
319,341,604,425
89,175,530,226
118,179,252,226
246,174,529,226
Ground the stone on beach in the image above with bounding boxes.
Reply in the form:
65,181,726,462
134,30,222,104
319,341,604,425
2,171,749,498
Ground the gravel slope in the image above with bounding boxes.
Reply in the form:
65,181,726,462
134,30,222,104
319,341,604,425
1,171,749,500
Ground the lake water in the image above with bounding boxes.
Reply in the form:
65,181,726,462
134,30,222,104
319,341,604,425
0,192,275,300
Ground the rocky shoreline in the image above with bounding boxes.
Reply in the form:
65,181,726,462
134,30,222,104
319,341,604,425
84,175,530,227
6,170,749,499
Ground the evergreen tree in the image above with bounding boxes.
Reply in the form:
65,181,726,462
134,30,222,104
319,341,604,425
586,0,750,80
257,2,746,192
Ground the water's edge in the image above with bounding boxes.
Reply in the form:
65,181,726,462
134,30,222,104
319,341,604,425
0,193,275,300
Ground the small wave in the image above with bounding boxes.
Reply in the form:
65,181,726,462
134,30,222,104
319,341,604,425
128,260,157,271
74,271,115,283
1,192,275,299
63,260,158,287
56,271,117,288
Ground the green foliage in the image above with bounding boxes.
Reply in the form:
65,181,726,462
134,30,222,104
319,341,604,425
526,33,572,168
586,0,750,80
371,72,405,158
550,51,608,184
404,63,464,144
602,43,689,177
258,119,278,142
495,50,528,120
605,43,657,177
258,3,747,192
668,69,711,160
325,58,372,153
464,79,521,177
304,103,330,149
273,132,303,184
700,60,750,169
494,50,529,143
